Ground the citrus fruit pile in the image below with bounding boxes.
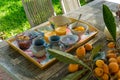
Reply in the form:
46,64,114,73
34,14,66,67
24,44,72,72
67,42,120,80
94,42,120,80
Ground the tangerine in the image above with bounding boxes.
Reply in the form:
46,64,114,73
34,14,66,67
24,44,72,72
68,64,79,72
96,60,105,68
76,46,86,58
107,49,115,54
108,62,119,73
55,27,66,36
101,73,109,80
117,70,120,78
84,43,93,51
103,64,109,74
117,56,120,64
109,58,117,63
94,67,104,77
106,53,117,59
107,42,115,48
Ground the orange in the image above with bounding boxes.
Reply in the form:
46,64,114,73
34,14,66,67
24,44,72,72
74,26,85,31
108,62,119,73
106,53,117,59
68,64,79,72
107,49,115,54
117,56,120,64
103,64,109,74
109,58,117,63
44,31,56,42
84,43,93,51
101,73,109,80
76,46,86,58
107,42,115,48
94,67,104,77
95,60,105,68
55,27,66,36
117,70,120,78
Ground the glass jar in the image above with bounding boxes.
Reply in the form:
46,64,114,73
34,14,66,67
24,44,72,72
16,34,32,50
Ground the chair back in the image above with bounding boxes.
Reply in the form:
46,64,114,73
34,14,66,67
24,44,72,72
60,0,81,14
22,0,55,27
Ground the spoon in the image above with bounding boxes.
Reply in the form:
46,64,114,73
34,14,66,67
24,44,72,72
75,14,82,27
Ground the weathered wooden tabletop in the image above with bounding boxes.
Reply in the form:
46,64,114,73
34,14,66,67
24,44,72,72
0,0,119,80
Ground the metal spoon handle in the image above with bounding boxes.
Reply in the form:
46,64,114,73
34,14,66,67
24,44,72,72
75,14,82,26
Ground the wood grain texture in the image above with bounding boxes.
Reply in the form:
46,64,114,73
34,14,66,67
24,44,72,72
0,0,119,80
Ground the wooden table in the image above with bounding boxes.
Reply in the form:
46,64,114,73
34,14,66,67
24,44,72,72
0,0,119,80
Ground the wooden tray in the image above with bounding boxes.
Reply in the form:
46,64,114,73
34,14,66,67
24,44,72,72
7,18,98,69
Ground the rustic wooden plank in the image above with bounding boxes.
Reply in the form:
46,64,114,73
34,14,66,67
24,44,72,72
0,41,8,48
47,64,69,80
0,44,68,80
36,62,67,80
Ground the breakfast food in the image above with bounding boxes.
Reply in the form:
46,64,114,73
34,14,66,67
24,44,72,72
16,34,31,50
44,31,56,43
55,27,66,36
73,26,85,32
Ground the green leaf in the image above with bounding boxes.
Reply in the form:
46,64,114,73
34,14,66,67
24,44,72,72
48,49,91,71
89,45,102,60
62,69,87,80
93,52,106,61
103,4,116,42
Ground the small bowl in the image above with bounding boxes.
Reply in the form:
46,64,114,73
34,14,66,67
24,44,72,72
49,15,71,27
69,22,88,36
60,35,79,46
